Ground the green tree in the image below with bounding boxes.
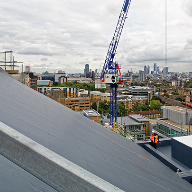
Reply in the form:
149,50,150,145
91,101,97,111
99,100,110,113
140,83,146,87
58,81,109,92
117,102,126,117
136,103,150,111
150,100,161,110
176,97,185,102
151,96,162,103
171,92,179,95
53,81,59,86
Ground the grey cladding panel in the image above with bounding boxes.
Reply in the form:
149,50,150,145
0,68,192,192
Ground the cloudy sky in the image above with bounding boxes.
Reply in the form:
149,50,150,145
0,0,192,74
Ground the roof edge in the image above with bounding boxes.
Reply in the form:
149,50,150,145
0,121,123,192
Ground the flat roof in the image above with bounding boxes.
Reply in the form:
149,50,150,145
116,116,144,126
150,119,157,124
174,135,192,148
83,109,100,117
129,114,150,122
162,106,192,113
127,86,154,91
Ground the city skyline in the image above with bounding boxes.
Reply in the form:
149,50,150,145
1,0,192,73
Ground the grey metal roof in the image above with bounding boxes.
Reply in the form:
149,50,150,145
0,68,192,192
130,114,150,122
128,86,154,92
0,154,57,192
83,109,100,117
116,116,144,126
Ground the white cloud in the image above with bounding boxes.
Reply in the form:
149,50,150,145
0,0,192,73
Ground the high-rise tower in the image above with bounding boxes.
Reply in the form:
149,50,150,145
84,64,89,78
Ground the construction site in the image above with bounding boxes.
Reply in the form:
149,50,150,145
1,0,192,191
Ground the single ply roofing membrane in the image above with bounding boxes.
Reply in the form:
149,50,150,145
0,68,192,192
0,154,57,192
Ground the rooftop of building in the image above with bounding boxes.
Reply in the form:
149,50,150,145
174,135,192,148
83,109,100,117
64,97,90,100
129,110,161,115
127,86,154,91
116,116,144,126
129,114,150,122
162,106,192,113
150,119,157,124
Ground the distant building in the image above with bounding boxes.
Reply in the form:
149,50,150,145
25,66,31,73
67,77,92,83
56,97,90,111
157,66,160,73
37,80,52,87
185,95,192,103
162,66,168,75
59,76,67,84
144,65,150,74
90,91,110,102
189,72,192,77
147,65,150,74
154,63,157,71
129,110,161,119
11,73,30,86
84,64,89,78
41,74,55,81
172,80,182,87
29,79,37,90
92,71,95,81
116,114,150,140
55,72,66,83
139,70,146,82
83,109,100,123
155,106,191,137
50,87,79,99
144,66,147,74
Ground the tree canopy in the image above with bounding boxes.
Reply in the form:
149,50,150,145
91,100,126,117
136,103,150,111
150,100,161,110
151,96,162,103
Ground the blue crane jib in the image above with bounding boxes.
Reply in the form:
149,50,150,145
101,0,131,79
100,0,131,126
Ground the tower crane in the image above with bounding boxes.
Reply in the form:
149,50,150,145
101,0,131,126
